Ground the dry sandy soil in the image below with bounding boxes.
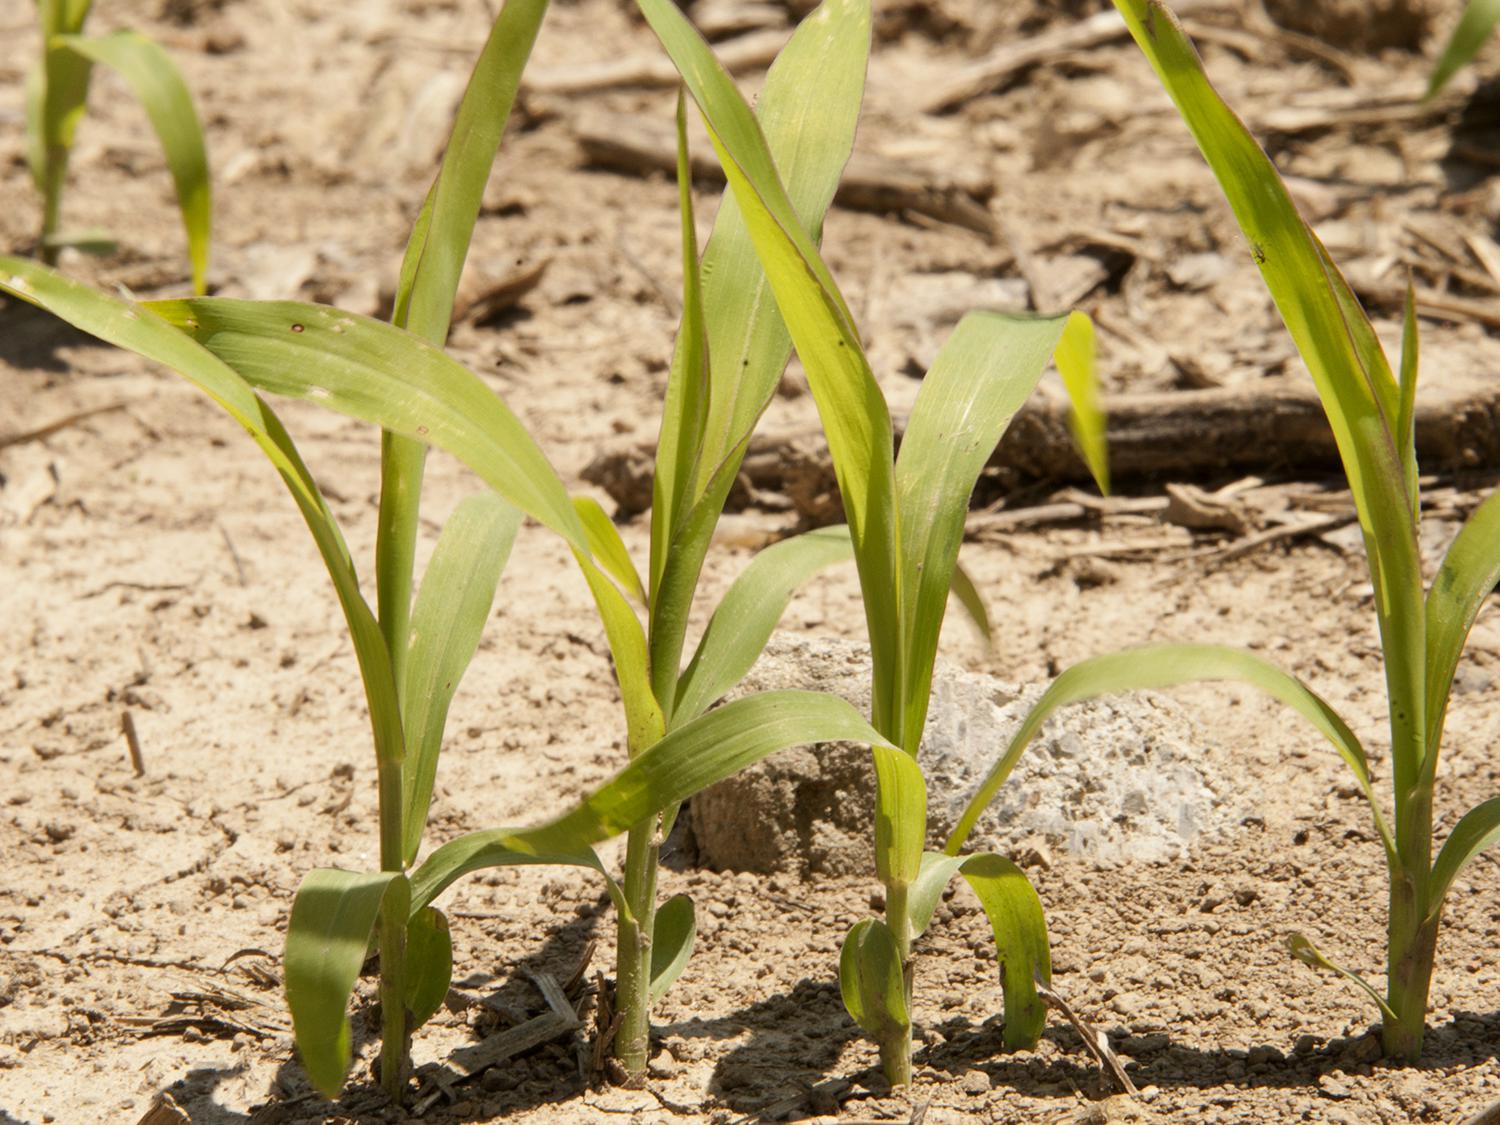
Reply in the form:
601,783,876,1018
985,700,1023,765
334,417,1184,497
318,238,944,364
2,0,1499,1121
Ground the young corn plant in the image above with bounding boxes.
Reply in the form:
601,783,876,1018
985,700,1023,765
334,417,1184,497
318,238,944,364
634,0,1108,1083
948,0,1500,1063
6,0,904,1092
26,0,212,292
6,0,555,1100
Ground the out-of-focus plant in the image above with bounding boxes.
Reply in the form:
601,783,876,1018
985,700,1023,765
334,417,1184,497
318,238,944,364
27,0,212,291
635,0,1108,1084
953,0,1500,1064
1429,0,1500,96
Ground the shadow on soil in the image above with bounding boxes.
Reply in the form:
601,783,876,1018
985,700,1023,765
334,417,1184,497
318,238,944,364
172,889,610,1124
0,300,110,373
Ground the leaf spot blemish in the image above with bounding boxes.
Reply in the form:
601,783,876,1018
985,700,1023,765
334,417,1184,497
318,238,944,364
290,323,305,333
417,424,429,436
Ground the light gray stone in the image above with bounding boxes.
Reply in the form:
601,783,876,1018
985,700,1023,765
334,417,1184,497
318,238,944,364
690,636,1242,876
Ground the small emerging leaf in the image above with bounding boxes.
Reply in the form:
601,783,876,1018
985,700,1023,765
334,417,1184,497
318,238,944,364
839,918,908,1038
404,906,454,1029
1429,0,1500,96
1428,797,1500,917
1288,932,1398,1023
285,869,407,1097
649,893,697,1004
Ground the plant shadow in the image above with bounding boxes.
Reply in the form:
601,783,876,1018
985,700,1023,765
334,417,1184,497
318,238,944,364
0,298,109,373
164,886,611,1123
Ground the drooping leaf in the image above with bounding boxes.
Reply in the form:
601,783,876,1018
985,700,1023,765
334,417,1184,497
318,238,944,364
0,259,405,777
1428,796,1500,916
944,643,1394,862
1053,310,1109,495
410,691,895,894
893,310,1072,751
905,851,1051,1047
959,852,1051,1047
1114,0,1426,784
404,906,454,1028
409,837,625,919
839,918,908,1038
649,893,697,1004
1429,0,1500,96
284,869,407,1097
1424,489,1500,757
647,0,872,715
144,296,588,552
574,495,647,607
401,493,521,861
673,525,853,724
871,746,926,891
55,31,211,293
1288,932,1398,1023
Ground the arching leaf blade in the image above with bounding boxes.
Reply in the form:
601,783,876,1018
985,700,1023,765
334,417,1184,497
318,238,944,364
674,525,853,724
1424,489,1500,761
575,495,647,606
0,259,404,776
56,31,211,293
144,296,587,553
839,918,908,1038
1429,797,1500,917
944,643,1393,861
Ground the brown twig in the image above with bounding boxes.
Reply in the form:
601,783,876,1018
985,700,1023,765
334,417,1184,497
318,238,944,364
1036,976,1138,1097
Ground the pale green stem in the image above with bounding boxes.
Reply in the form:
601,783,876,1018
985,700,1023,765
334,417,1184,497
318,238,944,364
614,819,660,1081
880,882,915,1086
376,752,409,1101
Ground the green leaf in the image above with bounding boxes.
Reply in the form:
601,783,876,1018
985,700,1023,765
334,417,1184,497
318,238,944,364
959,852,1051,1048
0,259,405,778
39,228,116,254
1054,310,1109,495
1430,0,1500,95
404,906,454,1028
1116,0,1426,792
646,0,871,716
1428,796,1500,917
649,893,697,1004
649,91,711,615
574,495,647,606
949,558,991,644
409,836,625,919
414,691,895,882
391,0,547,342
143,296,587,553
1396,285,1420,516
905,851,1051,1047
894,310,1071,751
872,745,926,891
638,0,904,741
401,493,521,862
55,31,211,293
1424,488,1500,758
285,869,407,1098
839,918,908,1038
673,525,853,724
945,643,1395,862
1288,932,1398,1023
574,547,665,756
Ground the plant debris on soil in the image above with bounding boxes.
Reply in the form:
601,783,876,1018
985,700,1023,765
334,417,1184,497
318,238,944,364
1,0,1498,1121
